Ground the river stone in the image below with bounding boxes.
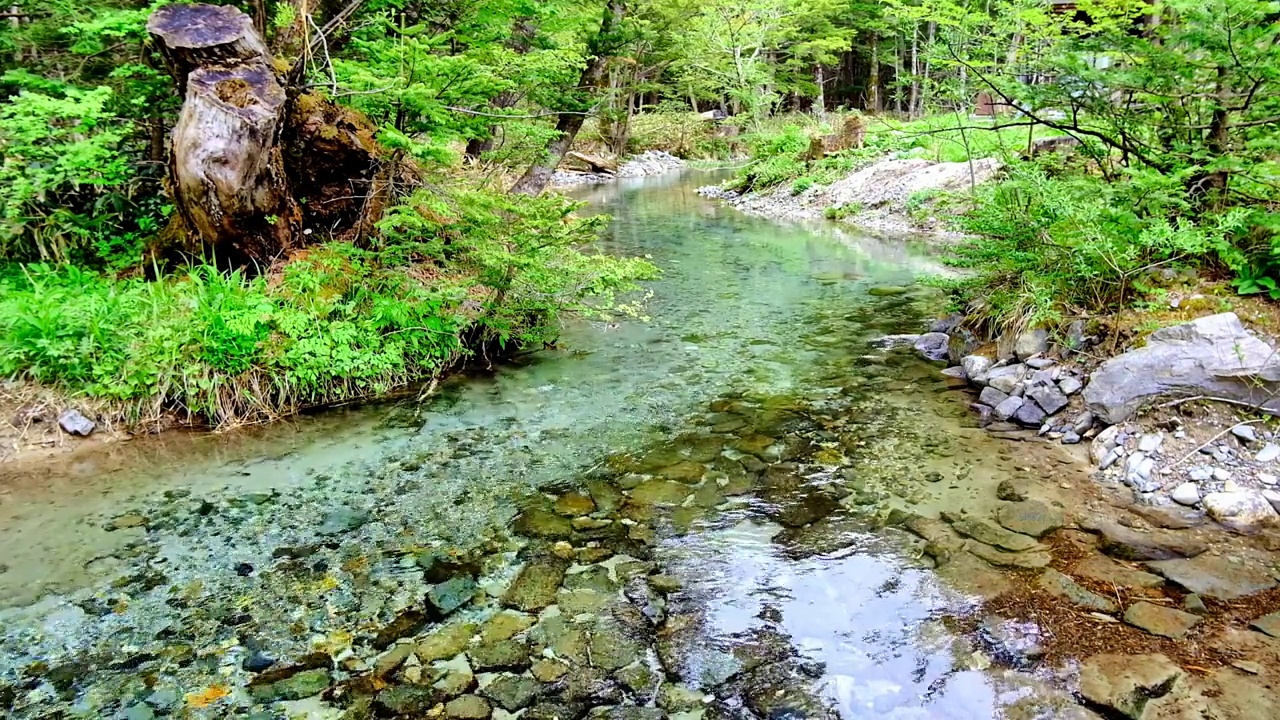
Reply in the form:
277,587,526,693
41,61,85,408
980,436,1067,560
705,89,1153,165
560,667,623,704
1014,329,1049,360
963,355,993,380
563,565,617,593
1257,443,1280,464
503,557,570,612
966,541,1052,569
557,588,614,616
585,708,665,720
659,684,707,712
1027,383,1069,415
530,658,569,682
446,695,493,720
373,643,416,678
978,386,1009,408
249,668,331,702
1123,602,1200,639
1073,555,1164,590
417,621,479,663
996,478,1030,502
993,396,1026,422
1145,554,1278,600
378,684,444,715
1013,399,1048,427
481,673,543,711
1171,483,1201,506
1082,519,1207,561
1083,312,1280,424
615,661,659,698
978,616,1045,667
1202,490,1279,531
58,409,96,436
913,332,951,361
430,576,479,616
514,507,573,538
1039,569,1118,612
374,610,429,650
949,517,1040,552
431,655,477,698
868,285,909,296
529,614,588,666
468,638,529,672
317,506,369,536
586,480,625,514
997,500,1063,538
555,492,596,516
1059,376,1083,396
588,620,644,670
740,660,834,720
629,479,691,505
1078,654,1182,720
987,365,1026,394
1250,611,1280,637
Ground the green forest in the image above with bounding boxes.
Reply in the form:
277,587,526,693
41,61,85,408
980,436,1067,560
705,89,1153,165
2,0,1278,427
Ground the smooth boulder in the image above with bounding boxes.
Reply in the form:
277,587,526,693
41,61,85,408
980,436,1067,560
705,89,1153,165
1083,313,1280,424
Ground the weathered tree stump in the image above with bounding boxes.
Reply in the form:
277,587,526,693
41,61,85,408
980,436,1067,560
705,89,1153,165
149,3,300,265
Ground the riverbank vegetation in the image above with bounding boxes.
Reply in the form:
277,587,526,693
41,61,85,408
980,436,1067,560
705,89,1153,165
2,0,1278,427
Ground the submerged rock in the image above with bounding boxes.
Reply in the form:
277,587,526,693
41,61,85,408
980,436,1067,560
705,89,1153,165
503,557,570,612
1078,654,1182,719
1083,313,1280,424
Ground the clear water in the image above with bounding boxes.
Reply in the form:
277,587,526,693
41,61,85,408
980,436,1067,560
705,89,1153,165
0,172,1081,718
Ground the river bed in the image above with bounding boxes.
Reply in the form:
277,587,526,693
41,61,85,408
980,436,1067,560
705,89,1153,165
0,173,1096,719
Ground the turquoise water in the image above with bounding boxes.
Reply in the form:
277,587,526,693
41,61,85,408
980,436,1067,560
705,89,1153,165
0,172,1081,719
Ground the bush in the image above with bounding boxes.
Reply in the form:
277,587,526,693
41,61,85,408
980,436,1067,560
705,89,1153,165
937,164,1245,333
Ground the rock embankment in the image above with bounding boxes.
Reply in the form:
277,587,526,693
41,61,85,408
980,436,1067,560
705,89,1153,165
902,310,1280,533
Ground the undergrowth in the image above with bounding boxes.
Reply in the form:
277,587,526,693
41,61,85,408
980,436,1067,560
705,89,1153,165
0,187,656,427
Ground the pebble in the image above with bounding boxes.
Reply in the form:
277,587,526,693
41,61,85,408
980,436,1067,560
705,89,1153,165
1257,443,1280,464
1213,467,1233,482
1137,434,1163,454
1189,466,1213,482
1171,483,1200,506
1232,424,1259,443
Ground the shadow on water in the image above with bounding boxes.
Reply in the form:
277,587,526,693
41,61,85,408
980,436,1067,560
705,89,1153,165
0,172,1084,718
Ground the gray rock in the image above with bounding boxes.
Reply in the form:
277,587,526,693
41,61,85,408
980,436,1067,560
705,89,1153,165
1083,312,1280,424
1137,434,1163,454
480,673,543,711
948,516,1040,552
1078,654,1182,720
377,685,444,715
1171,483,1200,506
1058,376,1083,396
1212,467,1232,482
1202,490,1278,531
1100,447,1123,470
1027,383,1069,415
996,500,1063,537
986,364,1026,394
1188,466,1213,482
1038,569,1118,612
962,355,993,381
993,396,1025,422
1232,424,1259,443
1123,602,1200,639
58,409,96,437
940,366,967,381
1262,472,1279,485
996,478,1030,502
1025,356,1055,369
969,403,993,426
913,332,951,362
978,386,1009,408
1012,400,1047,427
1250,611,1280,637
1263,489,1280,513
978,616,1044,667
1082,518,1207,561
931,313,964,334
1146,555,1278,600
503,557,569,612
947,327,980,365
1014,328,1049,360
1061,431,1081,445
1258,443,1280,463
1071,411,1094,434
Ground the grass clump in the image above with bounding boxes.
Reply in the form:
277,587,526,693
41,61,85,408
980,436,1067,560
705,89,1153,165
0,187,656,427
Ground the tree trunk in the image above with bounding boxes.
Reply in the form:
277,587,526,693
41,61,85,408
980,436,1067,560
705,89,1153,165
149,3,299,265
509,0,625,196
908,24,920,119
814,65,826,118
148,3,390,267
868,33,881,112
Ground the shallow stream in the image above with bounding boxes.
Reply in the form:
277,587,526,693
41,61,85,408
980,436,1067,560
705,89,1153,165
0,173,1092,719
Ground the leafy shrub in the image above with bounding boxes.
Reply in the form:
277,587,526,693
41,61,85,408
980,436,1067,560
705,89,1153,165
938,165,1245,333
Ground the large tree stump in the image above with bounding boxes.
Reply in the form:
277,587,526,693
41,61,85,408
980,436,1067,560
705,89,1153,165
148,3,301,265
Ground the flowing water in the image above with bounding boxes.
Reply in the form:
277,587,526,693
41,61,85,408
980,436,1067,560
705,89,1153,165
0,173,1091,719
